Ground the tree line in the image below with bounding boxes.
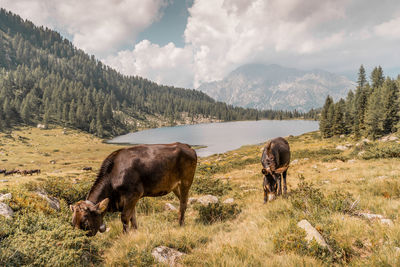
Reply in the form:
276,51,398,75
320,65,400,139
0,9,315,137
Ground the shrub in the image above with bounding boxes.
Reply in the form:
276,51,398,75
24,176,92,204
192,175,232,196
0,212,101,266
195,202,241,225
368,180,400,199
360,142,400,160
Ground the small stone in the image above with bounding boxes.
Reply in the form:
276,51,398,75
297,220,332,252
303,158,309,161
328,168,338,172
0,180,8,183
380,218,394,226
312,165,318,169
360,213,384,219
36,191,60,211
348,159,356,163
165,203,178,211
152,246,184,266
321,180,330,184
291,159,299,165
0,193,12,202
377,175,388,180
50,160,56,164
336,145,348,151
197,195,219,205
188,197,197,204
0,203,14,219
223,198,234,204
340,134,345,138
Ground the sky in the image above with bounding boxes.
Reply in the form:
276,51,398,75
1,0,400,88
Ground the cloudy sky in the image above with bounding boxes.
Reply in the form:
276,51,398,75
1,0,400,88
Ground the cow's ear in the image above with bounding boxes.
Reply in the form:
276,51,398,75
96,198,109,214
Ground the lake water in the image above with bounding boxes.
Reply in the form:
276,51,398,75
108,120,319,157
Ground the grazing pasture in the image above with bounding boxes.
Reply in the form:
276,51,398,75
1,127,400,266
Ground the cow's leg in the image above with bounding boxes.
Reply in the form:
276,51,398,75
178,184,190,226
283,170,287,196
263,189,268,204
121,196,140,232
173,186,181,200
275,173,282,196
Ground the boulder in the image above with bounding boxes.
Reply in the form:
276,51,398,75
0,193,12,202
151,246,184,266
0,203,14,219
297,220,332,252
197,195,219,205
36,191,60,211
223,198,234,204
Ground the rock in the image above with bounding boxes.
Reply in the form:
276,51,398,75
151,246,184,266
348,159,357,163
395,247,400,253
0,180,8,183
297,220,332,252
358,151,365,156
328,168,338,172
362,138,371,143
360,213,394,226
360,213,383,219
165,203,178,211
380,218,394,226
389,136,399,141
336,145,348,151
312,165,318,169
0,193,12,202
223,198,234,204
37,123,46,129
50,160,56,164
321,180,330,184
188,197,198,204
36,191,60,211
197,195,219,205
377,175,388,180
291,159,299,165
0,203,14,219
340,134,345,138
303,158,309,161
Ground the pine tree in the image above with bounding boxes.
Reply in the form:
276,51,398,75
381,78,398,134
364,88,383,139
320,96,334,138
370,66,384,91
333,99,346,135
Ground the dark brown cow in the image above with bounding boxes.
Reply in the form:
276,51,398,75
261,137,290,203
70,142,197,236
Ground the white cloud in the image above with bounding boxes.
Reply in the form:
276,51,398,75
3,0,400,88
104,40,194,88
0,0,167,55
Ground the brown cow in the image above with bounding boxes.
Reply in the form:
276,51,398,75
261,137,290,203
70,143,197,236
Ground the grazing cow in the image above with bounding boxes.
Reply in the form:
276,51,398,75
70,143,197,236
31,169,41,175
261,137,290,203
0,169,6,174
82,167,92,171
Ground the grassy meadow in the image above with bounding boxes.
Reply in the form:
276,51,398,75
1,127,400,266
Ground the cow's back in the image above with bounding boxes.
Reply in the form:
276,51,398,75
262,137,290,168
110,143,197,197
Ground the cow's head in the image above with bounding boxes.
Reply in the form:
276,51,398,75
262,170,279,201
70,198,109,236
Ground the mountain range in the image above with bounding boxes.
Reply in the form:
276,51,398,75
197,64,356,112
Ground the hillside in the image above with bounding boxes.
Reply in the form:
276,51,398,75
0,9,311,138
1,127,400,266
197,63,355,112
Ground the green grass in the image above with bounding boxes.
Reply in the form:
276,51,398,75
1,128,400,266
